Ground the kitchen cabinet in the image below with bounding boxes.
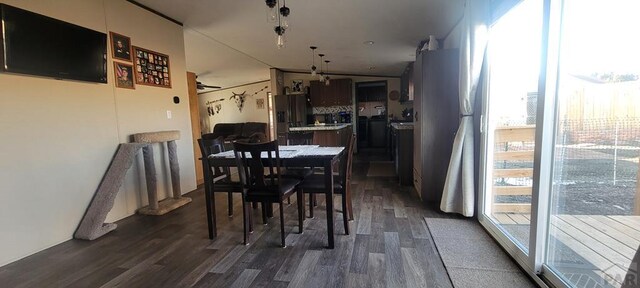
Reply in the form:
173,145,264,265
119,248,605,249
309,78,352,107
391,124,414,186
413,49,459,203
310,125,353,147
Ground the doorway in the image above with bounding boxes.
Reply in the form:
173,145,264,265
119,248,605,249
355,81,388,153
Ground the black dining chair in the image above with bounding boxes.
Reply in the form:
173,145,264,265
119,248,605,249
299,134,355,235
233,140,304,247
199,135,241,217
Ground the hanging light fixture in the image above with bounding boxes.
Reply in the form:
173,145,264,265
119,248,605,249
279,0,290,29
310,46,317,76
265,0,290,48
265,0,277,22
318,54,325,81
324,60,331,86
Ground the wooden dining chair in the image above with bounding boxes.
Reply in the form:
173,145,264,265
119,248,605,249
198,135,241,217
299,134,356,235
233,140,304,247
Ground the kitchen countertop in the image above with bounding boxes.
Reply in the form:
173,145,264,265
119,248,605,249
289,123,352,132
391,122,414,130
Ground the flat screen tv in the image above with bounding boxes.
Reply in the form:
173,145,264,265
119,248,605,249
0,4,107,83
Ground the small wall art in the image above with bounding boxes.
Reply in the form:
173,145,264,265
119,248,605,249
133,46,171,88
230,91,247,112
256,98,265,109
109,32,132,62
292,79,303,92
114,62,135,89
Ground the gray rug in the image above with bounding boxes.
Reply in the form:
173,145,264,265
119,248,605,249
424,218,537,288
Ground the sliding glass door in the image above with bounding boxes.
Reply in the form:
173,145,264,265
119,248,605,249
480,0,543,260
544,1,640,287
480,1,639,287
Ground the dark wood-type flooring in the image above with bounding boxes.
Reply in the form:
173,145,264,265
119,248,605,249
0,153,458,287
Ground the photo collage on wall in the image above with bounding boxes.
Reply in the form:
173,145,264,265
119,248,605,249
133,46,171,88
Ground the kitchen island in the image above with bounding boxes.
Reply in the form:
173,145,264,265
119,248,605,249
289,123,352,147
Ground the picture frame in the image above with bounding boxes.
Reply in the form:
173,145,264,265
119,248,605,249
114,62,135,89
109,32,132,62
292,79,303,92
256,98,265,109
133,46,171,88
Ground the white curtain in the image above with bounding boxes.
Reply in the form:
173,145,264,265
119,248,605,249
440,0,490,217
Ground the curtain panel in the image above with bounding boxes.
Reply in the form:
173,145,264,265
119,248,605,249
440,0,490,217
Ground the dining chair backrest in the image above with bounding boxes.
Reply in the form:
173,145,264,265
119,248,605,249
338,134,356,186
233,140,282,193
198,136,230,181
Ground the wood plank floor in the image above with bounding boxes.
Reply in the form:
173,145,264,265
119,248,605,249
493,213,640,287
0,155,456,287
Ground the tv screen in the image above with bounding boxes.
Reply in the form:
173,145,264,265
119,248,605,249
0,4,107,83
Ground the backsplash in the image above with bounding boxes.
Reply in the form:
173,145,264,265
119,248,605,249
312,105,353,114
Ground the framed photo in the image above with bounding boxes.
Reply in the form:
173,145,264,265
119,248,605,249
256,98,265,109
109,32,132,62
292,79,303,92
133,46,171,88
114,62,135,89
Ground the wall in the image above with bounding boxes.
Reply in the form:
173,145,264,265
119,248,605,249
282,72,411,122
198,80,271,134
0,0,196,266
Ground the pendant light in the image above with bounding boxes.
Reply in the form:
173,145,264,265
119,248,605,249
318,54,325,81
265,0,290,48
310,46,317,76
324,60,331,86
265,0,277,22
279,0,290,29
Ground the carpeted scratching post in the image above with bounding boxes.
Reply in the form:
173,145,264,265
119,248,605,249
75,143,147,240
133,130,191,216
75,130,191,240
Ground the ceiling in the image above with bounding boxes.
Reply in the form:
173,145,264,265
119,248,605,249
135,0,465,89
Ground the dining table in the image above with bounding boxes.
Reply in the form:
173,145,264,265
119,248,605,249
203,144,345,249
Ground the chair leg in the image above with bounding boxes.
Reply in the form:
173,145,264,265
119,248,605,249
287,196,291,205
262,202,268,225
228,192,233,217
313,194,318,207
342,194,349,235
279,202,286,248
296,189,304,234
242,202,250,245
308,193,314,218
249,203,254,233
347,186,354,221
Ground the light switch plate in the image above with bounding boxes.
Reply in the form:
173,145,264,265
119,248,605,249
166,110,172,119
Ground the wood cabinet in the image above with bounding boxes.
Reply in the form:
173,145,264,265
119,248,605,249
312,126,353,147
309,78,352,107
391,126,414,186
413,49,459,203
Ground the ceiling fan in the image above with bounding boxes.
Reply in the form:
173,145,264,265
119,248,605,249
195,74,221,90
196,81,221,90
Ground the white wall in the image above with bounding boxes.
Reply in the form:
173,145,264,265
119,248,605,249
444,17,462,49
0,0,196,266
198,81,272,134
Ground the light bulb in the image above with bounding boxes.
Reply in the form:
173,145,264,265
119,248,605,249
311,70,316,76
325,77,330,86
282,18,289,29
319,73,324,81
277,35,285,49
267,7,277,22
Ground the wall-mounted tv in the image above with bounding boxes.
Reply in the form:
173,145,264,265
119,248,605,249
0,4,107,83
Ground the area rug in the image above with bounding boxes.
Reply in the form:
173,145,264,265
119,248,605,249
366,161,396,177
424,218,537,288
